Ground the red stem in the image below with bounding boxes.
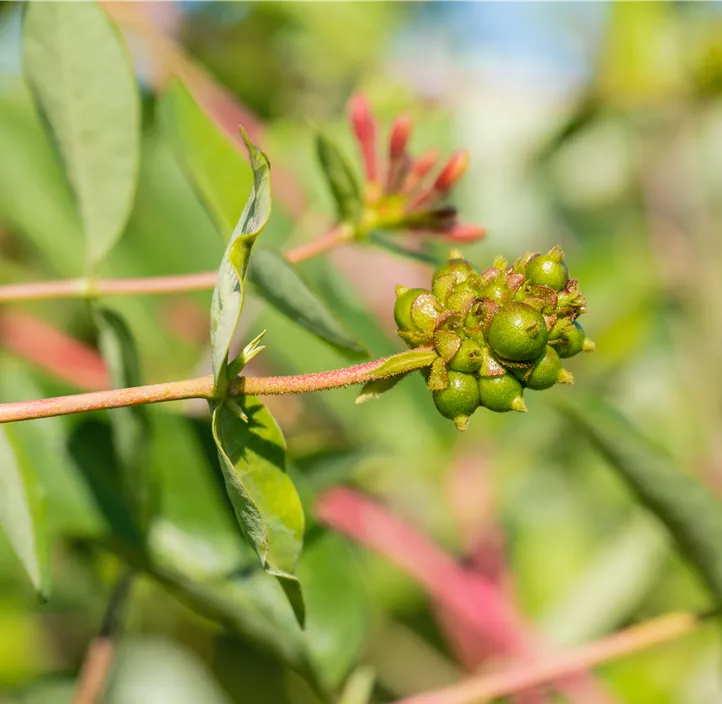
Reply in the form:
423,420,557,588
0,349,434,423
316,488,615,704
392,612,701,704
0,227,348,304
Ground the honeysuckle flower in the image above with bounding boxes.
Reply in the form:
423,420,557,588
347,93,486,244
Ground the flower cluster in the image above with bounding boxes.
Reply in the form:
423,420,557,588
348,94,485,243
394,247,594,430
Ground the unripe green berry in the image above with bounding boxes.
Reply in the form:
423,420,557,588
555,321,588,358
449,338,484,373
411,293,444,334
487,302,548,362
394,287,429,331
519,345,562,390
478,274,509,304
526,253,568,292
433,258,476,286
433,371,480,431
478,374,526,413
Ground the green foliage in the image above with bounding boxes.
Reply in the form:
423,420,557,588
561,396,722,609
165,81,365,360
247,250,367,359
94,308,154,533
315,131,364,224
211,399,305,625
160,80,253,239
210,130,270,392
0,425,47,597
4,4,722,701
23,1,140,271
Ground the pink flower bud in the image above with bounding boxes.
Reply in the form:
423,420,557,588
444,224,486,243
389,115,413,160
434,150,470,193
408,148,439,183
348,93,377,182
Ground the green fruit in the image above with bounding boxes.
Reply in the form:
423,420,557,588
526,253,568,291
433,258,476,286
487,302,548,361
410,293,444,334
478,274,509,304
433,371,480,430
394,287,429,331
478,374,526,413
449,338,483,373
521,345,562,390
556,321,587,358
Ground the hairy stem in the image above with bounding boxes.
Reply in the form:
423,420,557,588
0,349,432,423
392,612,705,704
0,225,351,303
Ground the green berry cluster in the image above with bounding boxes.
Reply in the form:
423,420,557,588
394,246,594,430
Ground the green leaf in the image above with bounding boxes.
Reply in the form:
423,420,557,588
299,534,370,691
315,131,363,224
0,363,102,537
560,396,722,608
355,373,410,405
94,308,154,533
210,131,271,392
370,347,438,378
338,667,376,704
159,80,252,240
147,412,244,578
211,398,305,624
23,2,140,270
0,424,48,597
248,250,367,359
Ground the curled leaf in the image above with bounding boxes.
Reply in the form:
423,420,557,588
211,398,305,625
210,130,271,393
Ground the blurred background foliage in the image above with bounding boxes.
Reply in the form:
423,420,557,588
1,2,722,703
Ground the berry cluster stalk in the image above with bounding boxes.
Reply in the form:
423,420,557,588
0,350,434,423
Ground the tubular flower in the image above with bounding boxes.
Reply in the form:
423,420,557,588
347,93,485,244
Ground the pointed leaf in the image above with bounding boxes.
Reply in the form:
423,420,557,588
210,131,271,392
211,398,305,624
316,131,363,223
560,396,722,607
370,347,438,378
356,373,410,405
0,424,48,597
94,308,154,533
159,80,252,239
23,2,140,270
248,250,367,359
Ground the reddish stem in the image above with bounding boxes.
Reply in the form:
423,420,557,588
392,612,701,704
0,227,346,304
0,349,434,423
316,488,614,704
